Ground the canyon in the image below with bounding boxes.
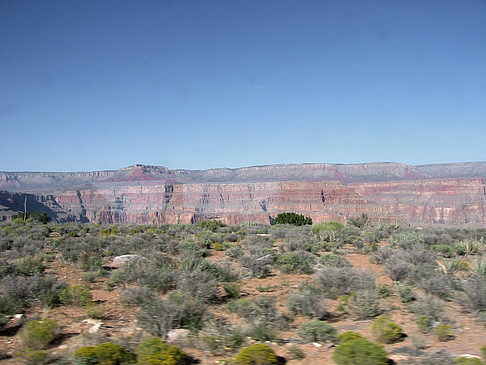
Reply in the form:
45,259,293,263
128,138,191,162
1,162,486,225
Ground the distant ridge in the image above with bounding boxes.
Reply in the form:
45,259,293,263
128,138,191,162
1,161,486,192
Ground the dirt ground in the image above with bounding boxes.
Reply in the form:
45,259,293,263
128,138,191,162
1,245,485,364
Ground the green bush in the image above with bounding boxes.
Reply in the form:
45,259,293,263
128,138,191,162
371,315,403,344
16,255,46,276
223,283,241,300
136,337,189,365
74,342,136,365
288,283,330,319
337,331,365,343
59,285,93,306
276,251,315,274
434,323,452,342
213,242,224,251
16,348,48,365
272,212,312,226
416,315,432,333
311,221,343,241
455,358,484,365
332,336,388,365
19,319,59,350
297,320,337,343
234,344,278,365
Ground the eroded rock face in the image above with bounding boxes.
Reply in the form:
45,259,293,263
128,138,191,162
1,162,486,225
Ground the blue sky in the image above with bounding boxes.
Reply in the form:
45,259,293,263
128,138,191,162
1,0,485,172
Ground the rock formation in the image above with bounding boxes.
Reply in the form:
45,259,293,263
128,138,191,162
1,162,485,225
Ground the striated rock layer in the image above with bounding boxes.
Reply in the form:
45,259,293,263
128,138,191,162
1,162,486,225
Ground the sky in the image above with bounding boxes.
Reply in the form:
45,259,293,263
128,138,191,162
1,0,485,172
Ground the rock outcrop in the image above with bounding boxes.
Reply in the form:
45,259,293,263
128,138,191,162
1,162,485,225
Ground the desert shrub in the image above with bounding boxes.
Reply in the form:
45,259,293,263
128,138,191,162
275,251,316,274
287,345,305,360
416,315,432,333
137,291,206,338
319,253,352,268
373,247,395,264
110,259,176,293
85,303,105,319
121,286,156,307
136,337,189,365
176,270,219,303
297,320,337,343
332,336,388,365
340,289,381,319
0,274,65,308
397,284,416,303
288,283,330,319
339,226,364,249
313,267,375,298
376,284,393,298
371,315,403,343
411,294,446,322
417,350,455,365
223,283,241,300
213,242,224,251
454,358,484,365
59,285,92,306
19,319,58,349
74,342,136,365
197,220,226,232
227,296,288,341
234,344,278,365
272,212,312,226
16,348,48,365
311,221,344,241
199,320,245,354
16,255,45,276
348,213,369,228
390,231,425,250
226,245,244,259
239,254,273,278
434,323,452,341
418,274,451,299
384,259,413,281
337,331,365,343
459,276,486,312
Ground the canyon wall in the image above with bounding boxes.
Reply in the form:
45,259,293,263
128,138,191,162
1,163,486,225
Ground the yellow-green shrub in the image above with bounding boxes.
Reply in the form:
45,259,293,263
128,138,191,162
234,344,278,365
371,315,403,344
74,342,135,365
332,334,388,365
16,349,48,365
434,323,452,342
136,337,189,365
19,319,59,350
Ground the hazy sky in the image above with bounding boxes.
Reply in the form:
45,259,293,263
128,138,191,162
1,0,485,171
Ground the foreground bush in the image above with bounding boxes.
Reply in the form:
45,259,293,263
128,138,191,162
137,291,206,338
19,319,59,350
297,320,337,343
74,342,136,364
371,315,403,344
16,348,48,365
136,337,190,365
332,334,388,365
234,344,278,365
59,285,92,306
